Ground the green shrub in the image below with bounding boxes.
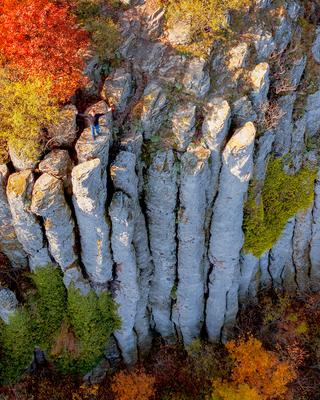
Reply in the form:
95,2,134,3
164,0,250,56
0,267,119,383
243,158,316,257
0,309,35,384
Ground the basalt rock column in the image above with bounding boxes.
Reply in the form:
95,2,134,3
206,122,256,341
109,192,139,364
31,173,77,270
146,151,177,342
174,145,210,344
72,159,113,286
7,170,51,270
0,165,27,267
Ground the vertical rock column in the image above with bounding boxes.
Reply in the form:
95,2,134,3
6,170,51,270
206,122,256,342
174,145,210,344
146,151,178,342
31,173,77,271
110,151,153,356
109,192,139,364
72,159,113,286
0,165,27,268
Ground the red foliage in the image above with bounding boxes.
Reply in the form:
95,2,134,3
0,0,89,102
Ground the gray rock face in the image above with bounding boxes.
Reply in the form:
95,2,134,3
0,287,18,324
274,16,292,52
206,122,256,341
63,266,91,295
102,68,133,113
76,101,113,167
72,159,113,286
273,94,296,156
7,170,51,270
110,192,139,364
167,20,191,45
110,151,153,355
31,173,77,270
232,97,257,127
290,56,307,88
250,62,270,113
174,145,210,344
146,151,177,341
310,170,320,290
183,58,210,98
239,253,259,302
312,27,320,64
0,165,27,268
252,28,276,62
140,81,168,139
172,103,196,151
227,43,250,71
306,91,320,137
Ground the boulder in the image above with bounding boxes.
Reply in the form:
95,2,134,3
46,105,78,148
182,58,210,98
232,97,257,127
9,145,39,171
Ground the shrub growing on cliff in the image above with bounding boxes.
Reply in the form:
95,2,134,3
0,67,59,159
111,369,156,400
243,158,316,257
0,0,89,102
163,0,250,55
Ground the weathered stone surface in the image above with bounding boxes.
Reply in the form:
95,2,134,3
7,170,51,270
140,81,168,139
110,192,139,364
250,62,270,112
102,68,133,113
232,96,257,127
76,101,113,167
293,207,313,291
146,151,177,341
111,151,153,355
227,43,249,71
273,94,296,156
206,122,256,341
312,27,320,64
0,165,27,268
38,149,73,194
290,117,306,172
174,145,210,344
47,105,78,148
306,91,320,137
275,16,292,52
172,102,196,151
72,159,113,285
254,130,275,182
183,58,210,98
287,0,301,20
9,145,39,171
259,250,271,288
310,169,320,290
239,253,259,302
269,218,295,288
252,28,276,62
31,173,77,270
0,287,18,324
290,56,307,88
63,266,91,295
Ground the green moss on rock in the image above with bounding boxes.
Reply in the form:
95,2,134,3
243,158,316,257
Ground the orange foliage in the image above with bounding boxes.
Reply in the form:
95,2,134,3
224,337,296,400
0,0,89,102
111,369,155,400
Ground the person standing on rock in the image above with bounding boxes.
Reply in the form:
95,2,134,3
78,106,113,141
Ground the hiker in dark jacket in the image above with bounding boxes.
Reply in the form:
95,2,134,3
78,107,112,140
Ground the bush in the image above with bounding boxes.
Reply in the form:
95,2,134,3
243,158,316,257
111,369,156,400
164,0,250,55
0,67,58,159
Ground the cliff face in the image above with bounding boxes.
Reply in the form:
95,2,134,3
1,0,320,364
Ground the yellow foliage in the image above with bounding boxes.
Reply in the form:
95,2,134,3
211,380,261,400
0,67,58,159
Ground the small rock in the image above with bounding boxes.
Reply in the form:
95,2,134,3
0,287,18,324
9,145,39,171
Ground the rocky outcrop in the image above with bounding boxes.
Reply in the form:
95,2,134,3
31,173,77,271
206,122,256,341
72,159,113,286
7,170,51,270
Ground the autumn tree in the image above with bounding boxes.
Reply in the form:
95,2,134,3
111,369,155,400
0,67,58,159
211,337,296,400
0,0,89,102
